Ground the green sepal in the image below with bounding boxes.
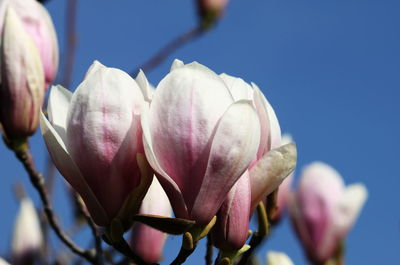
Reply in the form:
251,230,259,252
190,215,217,242
132,214,195,235
220,244,251,263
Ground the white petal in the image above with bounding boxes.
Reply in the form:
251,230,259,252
135,69,153,102
250,143,297,210
252,83,281,151
170,59,184,71
141,103,189,219
267,251,295,265
190,100,261,224
47,85,72,142
219,73,253,102
40,112,109,225
335,183,368,234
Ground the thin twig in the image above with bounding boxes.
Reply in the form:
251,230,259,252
62,0,78,90
205,235,213,265
8,140,97,264
170,247,196,265
130,25,206,76
74,194,104,265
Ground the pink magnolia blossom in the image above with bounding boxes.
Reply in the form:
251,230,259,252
141,59,261,225
40,61,153,226
289,162,368,264
211,74,296,250
0,0,59,88
130,177,172,264
0,6,44,138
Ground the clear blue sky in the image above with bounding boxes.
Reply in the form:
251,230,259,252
0,0,399,264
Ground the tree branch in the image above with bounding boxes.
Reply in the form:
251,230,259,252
6,139,97,264
131,25,206,76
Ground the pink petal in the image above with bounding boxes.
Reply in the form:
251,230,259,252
190,100,260,224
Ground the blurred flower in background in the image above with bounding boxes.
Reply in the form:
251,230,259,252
289,162,368,264
11,197,43,265
267,251,295,265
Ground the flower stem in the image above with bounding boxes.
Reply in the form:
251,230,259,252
131,25,206,76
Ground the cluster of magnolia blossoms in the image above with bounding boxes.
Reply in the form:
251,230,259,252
41,58,297,262
0,0,58,140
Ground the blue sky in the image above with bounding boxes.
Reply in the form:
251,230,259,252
0,0,399,264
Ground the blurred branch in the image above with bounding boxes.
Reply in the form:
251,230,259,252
205,235,213,265
62,0,78,90
130,25,206,76
237,202,270,265
170,232,197,265
5,138,97,264
74,194,104,265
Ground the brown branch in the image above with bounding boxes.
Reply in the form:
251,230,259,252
131,25,206,76
6,139,97,264
74,194,104,265
205,235,213,265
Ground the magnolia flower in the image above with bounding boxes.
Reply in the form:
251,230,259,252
40,61,153,226
0,6,44,139
12,198,43,265
142,59,261,225
211,74,296,250
289,162,368,264
267,251,295,265
0,0,58,138
130,177,172,264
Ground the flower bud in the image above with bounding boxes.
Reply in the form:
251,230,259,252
211,171,251,251
130,177,172,263
267,251,295,265
0,0,59,88
11,198,43,265
40,61,153,227
142,59,261,225
288,162,368,264
0,5,44,139
197,0,229,22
